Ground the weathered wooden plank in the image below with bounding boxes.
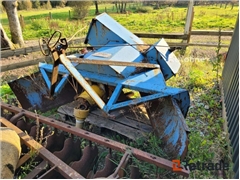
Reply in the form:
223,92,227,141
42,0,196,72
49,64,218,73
191,30,233,36
1,45,42,58
24,160,48,179
134,33,187,39
1,38,85,58
85,113,150,140
58,101,153,139
0,56,52,72
168,42,230,47
134,31,233,40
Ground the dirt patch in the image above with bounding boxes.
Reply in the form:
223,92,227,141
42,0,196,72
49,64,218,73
1,40,45,83
188,35,230,58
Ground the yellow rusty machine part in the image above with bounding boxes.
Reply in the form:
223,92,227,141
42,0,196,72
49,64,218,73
74,84,105,128
78,84,105,106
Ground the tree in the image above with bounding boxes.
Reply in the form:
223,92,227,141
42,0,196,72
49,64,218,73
114,1,127,13
46,0,52,9
94,1,99,15
2,0,25,47
0,23,14,50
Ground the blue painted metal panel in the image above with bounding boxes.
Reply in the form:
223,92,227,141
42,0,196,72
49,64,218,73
104,84,123,112
55,74,69,95
122,69,166,92
85,12,145,52
40,67,69,95
39,62,189,118
146,38,181,80
40,67,51,89
8,72,78,112
146,96,189,158
40,63,168,93
172,91,190,118
105,89,187,112
84,41,145,78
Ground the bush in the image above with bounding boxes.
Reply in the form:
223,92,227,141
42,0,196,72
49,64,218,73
41,0,52,10
30,19,49,30
186,69,206,89
46,0,52,10
51,0,66,8
68,1,91,20
17,0,32,10
135,6,153,13
32,0,40,9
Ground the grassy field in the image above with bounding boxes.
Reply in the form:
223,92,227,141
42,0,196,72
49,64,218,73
0,3,237,179
0,3,238,40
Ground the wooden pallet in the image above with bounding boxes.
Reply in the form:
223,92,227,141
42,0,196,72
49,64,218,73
57,101,153,140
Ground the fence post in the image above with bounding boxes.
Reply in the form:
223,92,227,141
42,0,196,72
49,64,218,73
19,14,25,30
49,12,52,19
182,0,194,50
69,10,71,19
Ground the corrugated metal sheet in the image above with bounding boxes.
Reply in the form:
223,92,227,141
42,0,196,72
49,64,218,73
222,16,239,179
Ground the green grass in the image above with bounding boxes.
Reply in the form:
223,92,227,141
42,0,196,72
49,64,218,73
0,84,16,104
166,59,233,178
0,4,238,40
0,3,236,178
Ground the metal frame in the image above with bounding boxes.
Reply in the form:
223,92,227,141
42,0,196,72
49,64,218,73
39,61,189,115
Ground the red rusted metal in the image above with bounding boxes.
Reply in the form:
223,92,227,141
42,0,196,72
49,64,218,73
93,153,117,178
0,102,189,177
0,117,84,179
108,151,131,178
70,145,99,178
130,165,141,178
24,161,48,179
37,165,57,179
45,132,66,152
53,138,81,165
16,154,31,169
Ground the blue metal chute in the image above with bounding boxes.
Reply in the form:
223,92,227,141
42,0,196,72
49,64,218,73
84,12,147,52
146,38,181,80
8,13,190,159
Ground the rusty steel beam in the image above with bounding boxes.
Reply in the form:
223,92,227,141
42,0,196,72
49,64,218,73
0,117,84,179
16,154,31,169
108,151,131,178
37,165,57,179
24,160,48,179
0,103,189,177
